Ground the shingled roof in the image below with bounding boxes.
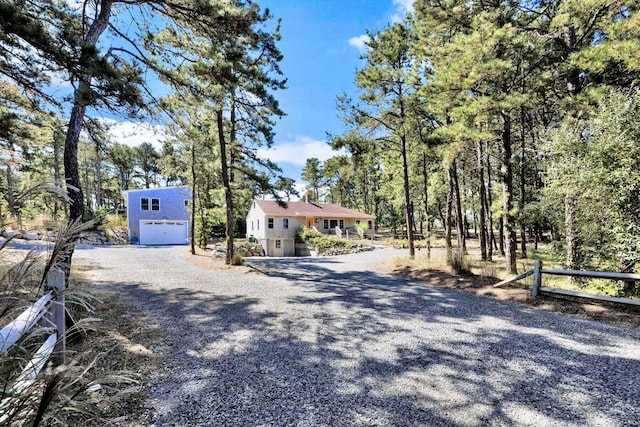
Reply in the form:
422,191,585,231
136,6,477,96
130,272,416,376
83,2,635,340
255,200,375,219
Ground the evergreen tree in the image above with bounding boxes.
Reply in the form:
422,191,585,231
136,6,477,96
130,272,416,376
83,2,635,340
344,20,423,258
301,157,323,201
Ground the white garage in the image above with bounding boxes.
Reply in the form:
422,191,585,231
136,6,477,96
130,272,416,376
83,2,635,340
139,220,189,245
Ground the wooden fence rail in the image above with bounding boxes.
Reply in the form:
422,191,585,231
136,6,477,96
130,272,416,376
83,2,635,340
494,260,640,307
0,269,66,423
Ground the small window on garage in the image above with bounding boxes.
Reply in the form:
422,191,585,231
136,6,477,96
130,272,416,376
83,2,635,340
283,218,289,229
268,218,274,229
323,219,329,229
151,198,160,211
275,239,281,249
141,197,149,210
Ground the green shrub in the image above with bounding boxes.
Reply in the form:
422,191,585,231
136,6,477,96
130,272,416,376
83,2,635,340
298,226,323,241
312,236,348,251
544,240,566,264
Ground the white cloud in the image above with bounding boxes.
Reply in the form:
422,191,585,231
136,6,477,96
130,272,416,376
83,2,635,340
100,118,168,150
393,0,414,13
350,1,415,50
391,0,415,22
258,135,345,166
348,34,370,53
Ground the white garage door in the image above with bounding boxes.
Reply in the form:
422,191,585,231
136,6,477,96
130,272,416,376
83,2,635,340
139,220,188,245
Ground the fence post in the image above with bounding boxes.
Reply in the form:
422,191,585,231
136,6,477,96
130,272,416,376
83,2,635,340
532,259,542,298
44,269,66,366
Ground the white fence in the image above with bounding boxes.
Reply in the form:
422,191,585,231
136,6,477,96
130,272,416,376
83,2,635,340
0,269,66,422
494,260,640,307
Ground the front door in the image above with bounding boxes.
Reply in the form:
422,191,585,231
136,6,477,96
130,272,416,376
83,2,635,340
306,217,313,227
273,239,284,256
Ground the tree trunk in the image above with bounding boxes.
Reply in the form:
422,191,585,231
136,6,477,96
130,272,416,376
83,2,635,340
564,25,581,97
190,141,196,255
564,193,579,285
450,160,465,252
400,133,415,258
65,103,86,224
476,140,488,261
65,0,112,222
217,110,234,265
519,106,527,258
5,162,21,228
422,151,431,257
229,94,237,183
436,198,445,233
486,148,496,258
53,127,64,219
445,175,453,253
83,155,92,212
619,259,636,295
501,111,517,274
498,216,505,256
62,0,113,280
94,142,103,207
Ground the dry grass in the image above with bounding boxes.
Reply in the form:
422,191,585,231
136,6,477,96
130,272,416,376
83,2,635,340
56,282,163,426
1,218,163,426
180,246,255,273
381,241,640,329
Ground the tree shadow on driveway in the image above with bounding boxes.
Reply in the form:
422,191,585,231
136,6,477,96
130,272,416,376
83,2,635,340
82,248,640,426
244,256,640,426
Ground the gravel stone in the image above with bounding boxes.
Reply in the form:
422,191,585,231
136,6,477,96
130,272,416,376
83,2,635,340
73,246,640,427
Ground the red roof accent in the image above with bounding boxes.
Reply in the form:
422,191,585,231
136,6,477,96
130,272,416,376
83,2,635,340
255,200,375,219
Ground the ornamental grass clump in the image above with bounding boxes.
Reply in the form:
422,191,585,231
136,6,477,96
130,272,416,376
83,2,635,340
447,248,471,275
0,220,136,425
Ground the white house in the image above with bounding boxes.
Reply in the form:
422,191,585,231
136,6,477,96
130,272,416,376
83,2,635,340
246,199,375,257
122,186,191,245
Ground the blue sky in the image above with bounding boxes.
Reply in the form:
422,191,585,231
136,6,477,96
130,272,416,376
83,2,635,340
103,1,413,188
256,0,412,185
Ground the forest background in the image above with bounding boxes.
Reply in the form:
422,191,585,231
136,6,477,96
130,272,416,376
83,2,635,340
2,0,640,291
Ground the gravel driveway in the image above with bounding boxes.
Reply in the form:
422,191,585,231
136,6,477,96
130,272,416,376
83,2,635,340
73,245,640,426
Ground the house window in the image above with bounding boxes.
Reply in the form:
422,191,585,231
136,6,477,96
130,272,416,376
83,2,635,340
330,219,338,229
151,198,160,211
141,197,149,210
356,220,360,225
339,220,344,229
283,218,289,229
251,221,254,231
323,219,329,229
268,218,274,229
368,220,372,229
275,239,281,249
257,220,259,230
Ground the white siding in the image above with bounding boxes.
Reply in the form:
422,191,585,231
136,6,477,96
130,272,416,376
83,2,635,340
265,215,302,240
246,202,266,240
